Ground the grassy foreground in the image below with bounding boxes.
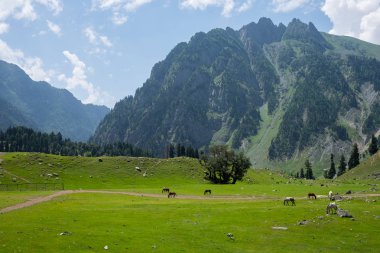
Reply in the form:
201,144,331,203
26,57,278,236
0,193,379,253
0,152,379,252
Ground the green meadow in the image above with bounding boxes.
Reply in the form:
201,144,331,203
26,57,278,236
0,153,379,252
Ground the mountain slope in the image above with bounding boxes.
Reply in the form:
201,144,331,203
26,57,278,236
0,60,109,141
92,18,380,174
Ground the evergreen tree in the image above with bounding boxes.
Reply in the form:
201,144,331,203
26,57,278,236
368,134,378,155
300,168,305,179
305,159,314,180
337,155,347,176
168,144,175,158
327,154,336,179
348,143,360,169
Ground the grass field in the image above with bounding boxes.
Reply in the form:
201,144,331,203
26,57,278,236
0,152,379,252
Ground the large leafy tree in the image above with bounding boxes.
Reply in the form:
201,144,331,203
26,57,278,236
348,143,360,169
368,134,378,156
200,145,251,184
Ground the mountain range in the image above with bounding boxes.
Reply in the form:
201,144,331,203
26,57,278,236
90,17,380,175
0,60,109,141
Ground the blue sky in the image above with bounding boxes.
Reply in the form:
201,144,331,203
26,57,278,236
0,0,379,108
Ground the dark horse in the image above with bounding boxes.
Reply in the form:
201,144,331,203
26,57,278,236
162,187,170,194
283,197,296,206
308,193,317,199
204,189,212,195
168,192,177,198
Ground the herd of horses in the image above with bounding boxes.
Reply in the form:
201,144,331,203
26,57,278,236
163,187,342,213
162,188,212,198
284,191,344,214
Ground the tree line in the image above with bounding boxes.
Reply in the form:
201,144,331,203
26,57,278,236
164,143,200,159
0,126,152,157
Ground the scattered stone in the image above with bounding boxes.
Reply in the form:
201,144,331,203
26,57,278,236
135,167,141,172
298,220,309,225
104,245,108,250
272,226,288,230
12,178,17,182
227,233,235,240
59,231,71,236
337,209,353,218
345,190,352,194
53,173,59,177
98,159,103,162
152,245,157,249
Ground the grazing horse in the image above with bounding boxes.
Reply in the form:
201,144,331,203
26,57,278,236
328,191,333,200
308,193,317,199
204,189,212,195
283,197,296,206
168,192,177,198
162,187,170,194
326,202,338,214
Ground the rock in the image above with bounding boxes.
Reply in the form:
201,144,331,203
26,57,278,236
12,178,17,182
272,226,288,230
226,233,235,240
59,231,71,236
337,209,353,218
345,190,352,194
298,220,309,225
98,158,103,162
104,245,108,250
53,173,59,177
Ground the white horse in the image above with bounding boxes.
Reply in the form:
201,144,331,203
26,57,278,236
328,191,333,200
326,202,338,214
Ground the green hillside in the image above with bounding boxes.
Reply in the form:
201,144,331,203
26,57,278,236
338,152,380,181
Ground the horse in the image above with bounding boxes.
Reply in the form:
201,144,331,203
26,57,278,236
308,193,317,199
168,192,177,198
162,187,170,194
204,189,212,195
326,202,338,214
283,197,296,206
328,191,333,200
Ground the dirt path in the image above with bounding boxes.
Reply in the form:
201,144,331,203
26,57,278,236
1,190,380,215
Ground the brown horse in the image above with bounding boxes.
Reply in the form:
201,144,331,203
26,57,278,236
308,193,317,199
168,192,177,198
283,197,296,206
204,189,212,195
162,187,170,194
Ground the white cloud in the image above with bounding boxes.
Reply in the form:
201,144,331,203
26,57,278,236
0,38,53,82
272,0,309,13
237,0,254,13
35,0,63,15
84,27,113,48
112,12,128,25
92,0,153,25
47,20,61,36
179,0,254,17
321,0,380,45
60,50,115,106
0,0,63,33
0,23,9,34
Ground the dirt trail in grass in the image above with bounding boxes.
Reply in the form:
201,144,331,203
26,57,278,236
1,190,380,214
